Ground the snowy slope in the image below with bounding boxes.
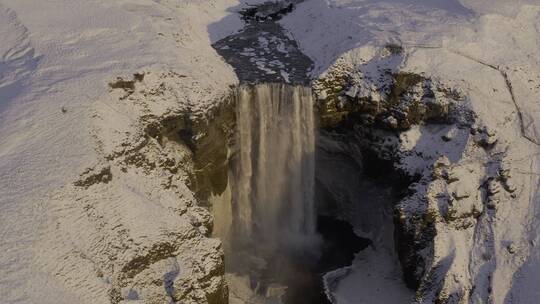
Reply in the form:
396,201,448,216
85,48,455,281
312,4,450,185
0,0,242,303
281,1,540,303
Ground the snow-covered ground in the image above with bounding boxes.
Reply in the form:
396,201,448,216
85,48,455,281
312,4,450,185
1,0,540,303
0,0,243,302
282,0,540,303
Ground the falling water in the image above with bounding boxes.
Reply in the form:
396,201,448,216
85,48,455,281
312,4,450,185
208,83,365,303
233,83,316,249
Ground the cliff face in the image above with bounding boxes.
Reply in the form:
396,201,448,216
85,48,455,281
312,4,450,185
311,27,540,301
0,0,245,302
313,46,467,130
36,71,235,304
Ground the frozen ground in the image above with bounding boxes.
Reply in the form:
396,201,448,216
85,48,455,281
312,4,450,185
281,0,540,303
0,0,242,302
1,0,540,303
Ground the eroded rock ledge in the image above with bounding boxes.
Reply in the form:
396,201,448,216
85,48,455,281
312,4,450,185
313,45,524,303
39,71,234,304
313,45,470,130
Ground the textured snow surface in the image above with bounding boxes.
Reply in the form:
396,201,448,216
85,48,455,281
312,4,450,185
282,1,540,303
1,0,540,303
0,0,241,303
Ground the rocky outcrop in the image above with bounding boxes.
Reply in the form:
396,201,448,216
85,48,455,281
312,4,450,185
142,99,236,203
313,44,528,303
313,45,468,130
74,164,113,188
37,71,233,304
239,1,295,22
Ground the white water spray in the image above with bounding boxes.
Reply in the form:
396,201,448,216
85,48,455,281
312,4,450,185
233,83,316,248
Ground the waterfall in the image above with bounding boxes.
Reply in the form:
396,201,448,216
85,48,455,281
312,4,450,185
232,83,316,249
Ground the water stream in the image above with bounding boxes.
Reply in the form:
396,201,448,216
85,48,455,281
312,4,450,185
210,84,371,304
233,83,316,245
209,3,369,303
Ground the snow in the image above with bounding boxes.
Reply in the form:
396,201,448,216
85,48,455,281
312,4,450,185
0,0,240,302
325,247,413,304
280,0,473,76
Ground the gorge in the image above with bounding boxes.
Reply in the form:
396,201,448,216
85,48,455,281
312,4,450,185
206,3,393,301
209,83,375,304
204,2,419,303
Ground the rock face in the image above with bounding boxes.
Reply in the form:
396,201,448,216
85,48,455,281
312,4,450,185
143,97,236,203
37,71,233,304
313,43,537,304
213,1,313,84
313,45,468,295
313,46,468,130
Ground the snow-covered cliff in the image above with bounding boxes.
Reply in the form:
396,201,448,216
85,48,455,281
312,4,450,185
284,1,540,303
0,0,241,303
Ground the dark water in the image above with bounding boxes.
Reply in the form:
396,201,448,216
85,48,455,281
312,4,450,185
212,1,313,84
212,2,366,303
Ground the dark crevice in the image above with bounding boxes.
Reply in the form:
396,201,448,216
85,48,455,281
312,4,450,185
448,49,540,146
